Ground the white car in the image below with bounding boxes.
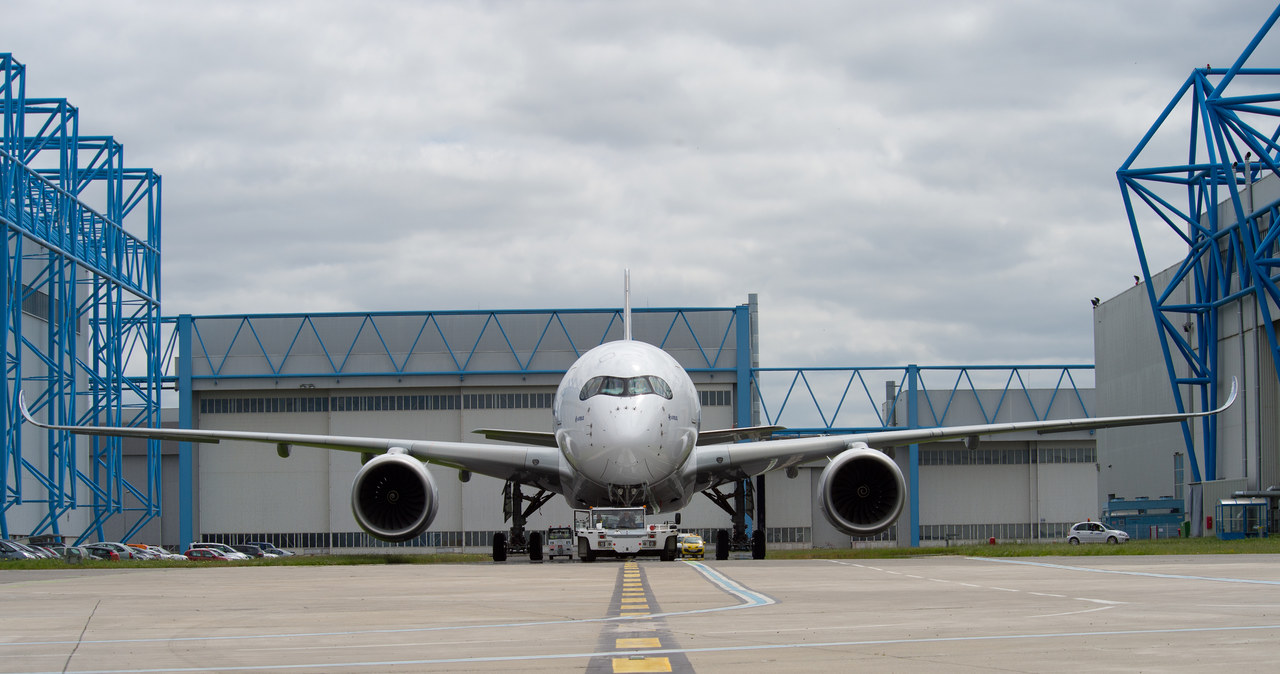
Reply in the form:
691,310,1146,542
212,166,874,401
187,542,251,560
1066,522,1129,545
141,545,189,561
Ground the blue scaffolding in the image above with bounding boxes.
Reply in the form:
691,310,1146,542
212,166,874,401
1,53,163,542
1117,5,1280,483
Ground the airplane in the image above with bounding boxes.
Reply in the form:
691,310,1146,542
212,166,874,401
18,273,1237,561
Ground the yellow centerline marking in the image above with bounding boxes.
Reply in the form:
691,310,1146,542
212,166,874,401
612,657,672,672
616,637,662,649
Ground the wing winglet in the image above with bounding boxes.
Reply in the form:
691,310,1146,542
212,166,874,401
17,390,39,427
1222,376,1240,413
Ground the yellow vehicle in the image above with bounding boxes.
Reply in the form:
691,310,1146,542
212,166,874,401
677,533,704,559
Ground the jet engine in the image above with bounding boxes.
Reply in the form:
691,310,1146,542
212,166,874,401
816,445,906,537
350,450,439,543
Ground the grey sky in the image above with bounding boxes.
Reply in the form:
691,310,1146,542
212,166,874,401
4,1,1277,368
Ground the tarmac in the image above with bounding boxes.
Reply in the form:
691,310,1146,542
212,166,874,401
3,553,1280,673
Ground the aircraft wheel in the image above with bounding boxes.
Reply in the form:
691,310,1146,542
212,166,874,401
529,531,544,561
578,537,595,562
661,536,677,561
715,530,729,561
492,532,508,562
751,530,766,560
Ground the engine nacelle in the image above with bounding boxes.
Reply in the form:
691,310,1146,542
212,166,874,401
351,450,439,543
817,445,906,537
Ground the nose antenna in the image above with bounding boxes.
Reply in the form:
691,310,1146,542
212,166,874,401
624,269,632,341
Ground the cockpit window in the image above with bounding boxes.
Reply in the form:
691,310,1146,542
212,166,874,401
579,375,673,400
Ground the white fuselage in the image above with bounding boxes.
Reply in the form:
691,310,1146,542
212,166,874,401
552,340,702,511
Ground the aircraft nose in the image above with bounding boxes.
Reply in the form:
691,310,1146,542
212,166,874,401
594,402,680,482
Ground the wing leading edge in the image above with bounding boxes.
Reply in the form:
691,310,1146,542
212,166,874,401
701,378,1239,480
472,424,785,447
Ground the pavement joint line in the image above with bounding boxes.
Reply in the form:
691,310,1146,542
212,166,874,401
968,556,1280,585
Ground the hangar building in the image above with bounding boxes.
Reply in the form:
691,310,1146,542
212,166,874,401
117,312,1102,552
1097,170,1280,537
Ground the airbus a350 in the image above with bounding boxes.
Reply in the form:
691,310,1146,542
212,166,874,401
19,274,1236,560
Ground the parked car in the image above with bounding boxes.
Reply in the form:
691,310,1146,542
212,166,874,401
82,545,120,561
185,548,234,561
677,533,705,559
229,544,275,559
46,544,92,562
146,545,189,561
245,541,294,556
85,542,144,560
1066,521,1130,545
127,544,186,561
1,539,37,560
9,540,54,559
187,542,250,560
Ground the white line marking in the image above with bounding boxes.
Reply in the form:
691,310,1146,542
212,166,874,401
1029,605,1116,619
18,624,1280,673
969,557,1280,585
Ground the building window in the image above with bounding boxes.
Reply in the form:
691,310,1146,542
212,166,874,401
699,390,733,407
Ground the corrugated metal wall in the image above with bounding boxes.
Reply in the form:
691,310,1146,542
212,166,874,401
1259,323,1280,490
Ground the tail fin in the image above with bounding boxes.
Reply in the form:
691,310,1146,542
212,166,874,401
623,269,632,340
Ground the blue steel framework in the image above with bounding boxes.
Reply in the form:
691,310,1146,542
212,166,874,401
752,364,1094,547
1,54,163,542
1118,5,1280,483
164,309,1094,548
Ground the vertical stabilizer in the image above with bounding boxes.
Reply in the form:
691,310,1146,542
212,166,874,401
624,269,632,341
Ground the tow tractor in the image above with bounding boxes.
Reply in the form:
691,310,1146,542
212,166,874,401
573,507,680,562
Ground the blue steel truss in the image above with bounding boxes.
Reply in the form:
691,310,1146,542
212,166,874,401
1117,6,1280,483
752,364,1094,547
172,307,746,382
752,364,1093,435
1,53,162,542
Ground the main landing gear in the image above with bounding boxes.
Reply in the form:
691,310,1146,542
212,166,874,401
704,479,767,560
492,480,553,562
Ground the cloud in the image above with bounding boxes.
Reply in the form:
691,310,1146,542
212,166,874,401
4,0,1279,369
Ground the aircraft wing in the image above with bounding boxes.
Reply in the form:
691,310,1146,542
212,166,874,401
17,392,562,486
473,424,785,447
704,378,1239,480
473,428,558,447
696,425,785,445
